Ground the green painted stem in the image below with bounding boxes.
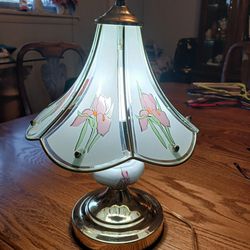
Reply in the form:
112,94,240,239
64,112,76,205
148,119,168,149
75,120,88,151
86,133,101,153
165,127,176,145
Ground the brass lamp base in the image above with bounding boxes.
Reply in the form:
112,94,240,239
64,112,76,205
72,187,164,250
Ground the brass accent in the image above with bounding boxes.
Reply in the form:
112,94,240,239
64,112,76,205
30,120,36,126
74,151,82,158
173,145,180,152
95,2,140,26
186,115,192,122
72,187,164,249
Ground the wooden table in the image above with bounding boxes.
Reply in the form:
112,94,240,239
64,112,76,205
0,83,249,250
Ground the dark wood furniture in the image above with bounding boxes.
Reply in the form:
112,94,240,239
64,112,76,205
0,83,249,249
0,63,31,122
194,0,249,82
16,42,86,115
221,41,250,89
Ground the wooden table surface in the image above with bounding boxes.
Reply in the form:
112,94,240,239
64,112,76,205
0,83,249,250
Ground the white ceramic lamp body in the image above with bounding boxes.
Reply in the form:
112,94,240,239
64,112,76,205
93,160,144,189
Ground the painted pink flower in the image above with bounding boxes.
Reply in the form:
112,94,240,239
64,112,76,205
139,93,170,131
121,170,130,185
71,95,112,136
122,170,129,179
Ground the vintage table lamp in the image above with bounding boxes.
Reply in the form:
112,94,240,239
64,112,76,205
26,0,198,249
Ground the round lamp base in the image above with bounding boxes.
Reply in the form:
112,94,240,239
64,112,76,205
72,187,164,250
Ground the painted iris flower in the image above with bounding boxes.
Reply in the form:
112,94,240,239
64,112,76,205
71,95,113,158
138,89,179,152
31,78,90,126
139,92,170,131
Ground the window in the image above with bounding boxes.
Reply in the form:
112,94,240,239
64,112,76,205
0,0,20,9
0,0,56,12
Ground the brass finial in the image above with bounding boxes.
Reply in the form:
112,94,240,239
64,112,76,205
95,0,140,26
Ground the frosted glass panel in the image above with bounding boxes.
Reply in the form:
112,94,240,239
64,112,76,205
26,25,102,139
27,24,198,172
124,26,198,165
41,25,131,172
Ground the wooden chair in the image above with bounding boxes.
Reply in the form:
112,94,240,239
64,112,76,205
16,42,86,115
221,41,250,90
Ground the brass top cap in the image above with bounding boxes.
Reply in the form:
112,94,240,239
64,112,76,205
95,0,140,26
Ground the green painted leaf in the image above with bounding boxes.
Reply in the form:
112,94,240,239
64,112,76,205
148,120,168,150
87,134,101,153
159,125,174,146
149,115,161,126
88,116,96,129
84,127,96,154
164,127,176,145
75,121,88,151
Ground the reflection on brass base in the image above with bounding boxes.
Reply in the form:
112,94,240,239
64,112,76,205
72,187,164,250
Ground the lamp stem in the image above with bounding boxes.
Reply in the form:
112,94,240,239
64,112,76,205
115,0,125,6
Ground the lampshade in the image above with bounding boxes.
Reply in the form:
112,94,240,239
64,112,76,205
27,1,198,249
26,19,198,173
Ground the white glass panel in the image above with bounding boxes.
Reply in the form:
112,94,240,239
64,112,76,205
41,24,131,172
124,26,198,165
27,23,198,172
26,25,102,139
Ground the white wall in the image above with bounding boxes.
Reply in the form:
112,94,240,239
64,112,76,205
0,1,201,58
0,13,76,51
143,0,201,58
74,0,144,52
0,1,201,115
73,0,107,52
0,1,108,53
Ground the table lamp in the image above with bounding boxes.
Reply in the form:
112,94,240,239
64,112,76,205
26,1,198,249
